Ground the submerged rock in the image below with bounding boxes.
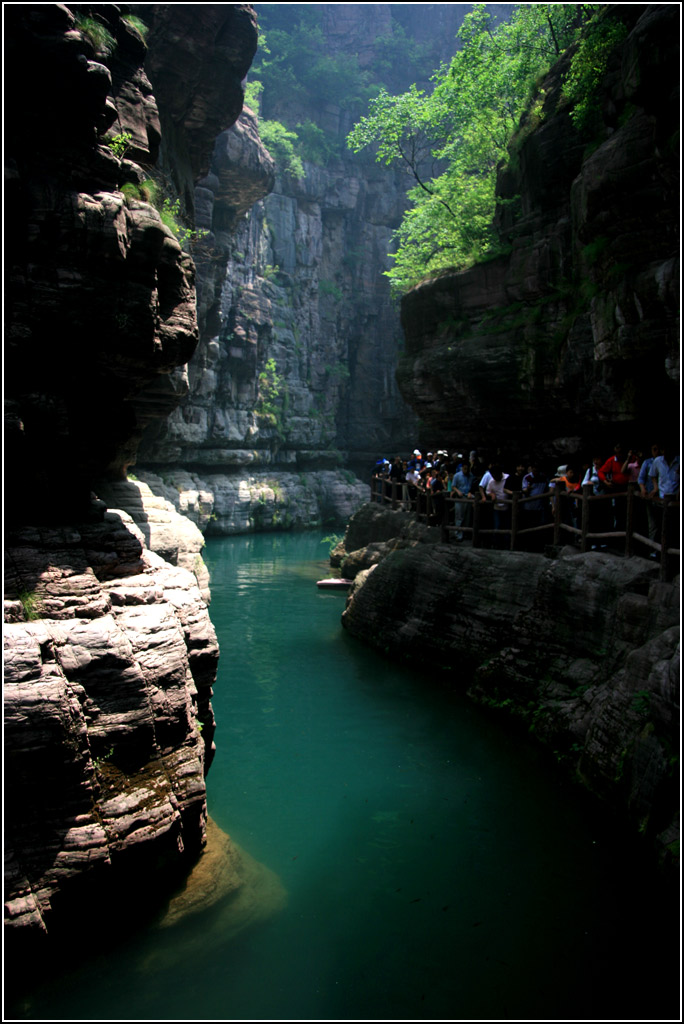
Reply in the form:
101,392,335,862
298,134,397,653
158,816,287,932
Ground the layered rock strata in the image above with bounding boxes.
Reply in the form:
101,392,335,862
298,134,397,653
136,5,499,522
4,4,203,517
397,4,679,458
4,510,219,944
339,505,680,866
95,479,211,601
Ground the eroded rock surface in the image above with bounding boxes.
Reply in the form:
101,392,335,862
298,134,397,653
3,3,258,955
95,479,211,601
4,510,219,945
3,5,205,519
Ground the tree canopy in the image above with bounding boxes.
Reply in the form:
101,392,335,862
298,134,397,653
347,3,604,294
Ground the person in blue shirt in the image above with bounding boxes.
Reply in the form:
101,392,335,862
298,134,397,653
648,445,679,560
638,444,661,542
451,459,472,540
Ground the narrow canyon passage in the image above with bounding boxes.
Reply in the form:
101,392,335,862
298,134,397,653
9,531,677,1021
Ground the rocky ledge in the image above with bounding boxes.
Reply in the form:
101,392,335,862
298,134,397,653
135,466,369,535
95,479,211,600
338,505,680,869
4,508,219,950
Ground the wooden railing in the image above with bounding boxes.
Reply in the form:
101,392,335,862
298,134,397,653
369,477,680,581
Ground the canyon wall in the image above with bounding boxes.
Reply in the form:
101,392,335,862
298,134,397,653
3,3,265,956
133,4,508,532
397,4,679,461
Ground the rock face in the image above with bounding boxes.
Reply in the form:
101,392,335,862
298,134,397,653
4,4,204,517
135,109,411,527
95,479,212,601
2,3,265,956
135,467,369,536
397,4,679,459
340,505,680,866
4,511,219,943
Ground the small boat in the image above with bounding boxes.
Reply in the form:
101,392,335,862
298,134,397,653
316,578,353,590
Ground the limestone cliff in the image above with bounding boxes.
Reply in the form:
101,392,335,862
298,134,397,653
397,4,679,458
3,2,267,955
339,505,679,868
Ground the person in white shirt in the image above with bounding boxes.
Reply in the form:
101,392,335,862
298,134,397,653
486,466,510,544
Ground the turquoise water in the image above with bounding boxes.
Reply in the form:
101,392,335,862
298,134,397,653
7,531,678,1021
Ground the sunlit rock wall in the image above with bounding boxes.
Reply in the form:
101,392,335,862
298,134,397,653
137,4,510,528
4,512,219,939
136,111,412,526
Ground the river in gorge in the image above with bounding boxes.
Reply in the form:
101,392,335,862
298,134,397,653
8,530,678,1022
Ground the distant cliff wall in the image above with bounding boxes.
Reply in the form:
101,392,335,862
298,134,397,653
134,4,502,530
397,4,679,460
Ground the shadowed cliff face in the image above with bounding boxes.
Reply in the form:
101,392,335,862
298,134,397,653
3,3,266,957
4,3,259,521
397,4,679,460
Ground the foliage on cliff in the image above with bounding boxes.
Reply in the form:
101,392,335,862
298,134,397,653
347,3,609,294
247,4,440,174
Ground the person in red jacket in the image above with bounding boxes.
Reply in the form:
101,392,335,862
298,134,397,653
597,444,628,532
597,444,629,490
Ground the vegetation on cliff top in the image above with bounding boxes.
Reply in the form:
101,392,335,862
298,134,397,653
347,3,615,294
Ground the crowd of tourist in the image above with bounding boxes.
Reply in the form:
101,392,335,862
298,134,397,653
372,443,680,553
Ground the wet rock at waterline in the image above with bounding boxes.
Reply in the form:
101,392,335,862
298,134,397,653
135,467,369,535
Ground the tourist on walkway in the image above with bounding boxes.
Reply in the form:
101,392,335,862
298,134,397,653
451,459,472,541
598,444,629,531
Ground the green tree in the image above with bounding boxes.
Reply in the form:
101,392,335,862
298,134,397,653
247,6,413,169
259,120,305,181
256,358,285,435
347,3,602,294
561,11,629,134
